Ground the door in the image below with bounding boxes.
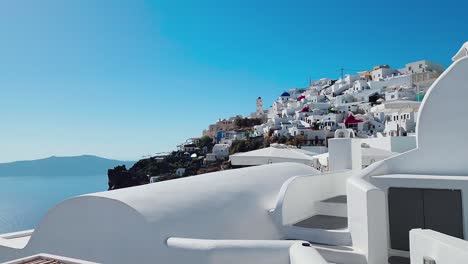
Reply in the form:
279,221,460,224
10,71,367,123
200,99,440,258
388,188,424,251
423,189,464,239
388,188,464,251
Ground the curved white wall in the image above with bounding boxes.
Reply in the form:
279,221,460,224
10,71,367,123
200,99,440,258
273,170,351,226
0,163,319,264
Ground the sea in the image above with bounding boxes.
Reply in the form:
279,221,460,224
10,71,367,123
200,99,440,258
0,175,107,234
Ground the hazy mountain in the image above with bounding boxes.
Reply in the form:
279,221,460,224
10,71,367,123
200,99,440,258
0,155,135,177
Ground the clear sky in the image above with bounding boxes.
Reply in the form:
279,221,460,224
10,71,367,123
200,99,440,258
0,0,466,162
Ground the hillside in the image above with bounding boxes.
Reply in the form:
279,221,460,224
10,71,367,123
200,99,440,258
0,155,135,177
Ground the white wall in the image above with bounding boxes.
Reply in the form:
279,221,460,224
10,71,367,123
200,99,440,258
368,74,411,90
272,170,352,226
301,146,328,154
328,138,362,171
0,163,318,264
360,136,416,153
410,229,468,264
347,173,388,264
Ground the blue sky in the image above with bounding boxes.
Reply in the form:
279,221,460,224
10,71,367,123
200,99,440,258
0,0,466,162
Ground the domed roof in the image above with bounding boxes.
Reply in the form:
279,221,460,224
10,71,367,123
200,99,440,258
281,92,290,97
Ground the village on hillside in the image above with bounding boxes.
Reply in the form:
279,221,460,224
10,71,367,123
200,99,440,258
195,60,442,165
108,59,445,188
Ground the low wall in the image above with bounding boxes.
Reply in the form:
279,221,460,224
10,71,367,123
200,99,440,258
360,136,416,153
347,175,388,264
410,229,468,264
273,170,352,226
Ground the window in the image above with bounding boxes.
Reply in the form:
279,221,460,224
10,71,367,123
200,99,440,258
419,64,423,68
408,66,412,71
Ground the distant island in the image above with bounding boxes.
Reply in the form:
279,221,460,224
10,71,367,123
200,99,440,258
0,155,134,177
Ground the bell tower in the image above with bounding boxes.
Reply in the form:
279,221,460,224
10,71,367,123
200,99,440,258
256,97,263,117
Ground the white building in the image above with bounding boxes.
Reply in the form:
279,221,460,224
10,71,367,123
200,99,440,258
405,60,445,74
368,74,412,90
204,153,217,162
230,144,318,167
288,127,329,146
385,88,416,101
350,79,370,93
371,100,421,136
212,144,230,159
371,65,399,81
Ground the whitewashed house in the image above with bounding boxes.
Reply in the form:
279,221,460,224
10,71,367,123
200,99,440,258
385,88,416,101
371,65,399,81
350,79,370,93
405,60,445,74
384,111,418,136
344,113,385,137
371,100,420,136
330,79,351,96
212,143,230,159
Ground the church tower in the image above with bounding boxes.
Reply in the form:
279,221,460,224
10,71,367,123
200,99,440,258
256,97,263,117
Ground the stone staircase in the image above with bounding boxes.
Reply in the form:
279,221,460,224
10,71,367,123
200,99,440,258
283,195,352,246
279,195,367,264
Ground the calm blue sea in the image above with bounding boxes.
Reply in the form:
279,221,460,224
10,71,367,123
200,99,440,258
0,175,107,234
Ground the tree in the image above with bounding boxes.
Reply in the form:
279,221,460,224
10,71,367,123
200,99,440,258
234,117,263,129
278,135,288,144
268,128,275,137
295,135,306,147
198,135,213,147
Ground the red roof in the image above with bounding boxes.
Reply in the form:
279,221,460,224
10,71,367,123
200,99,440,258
299,106,310,113
297,95,306,101
344,113,363,126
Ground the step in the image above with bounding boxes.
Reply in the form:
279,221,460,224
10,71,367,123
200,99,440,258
322,195,347,204
283,215,351,246
315,195,348,218
388,256,410,264
295,215,348,230
311,244,367,264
